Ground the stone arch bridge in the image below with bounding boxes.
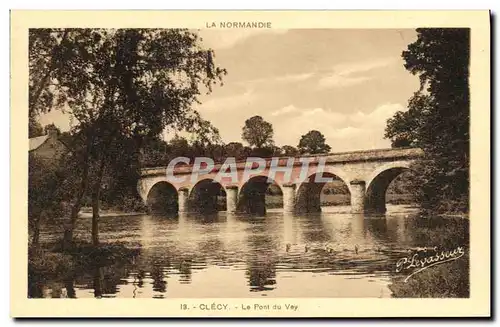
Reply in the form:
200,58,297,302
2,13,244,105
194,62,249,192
137,147,423,215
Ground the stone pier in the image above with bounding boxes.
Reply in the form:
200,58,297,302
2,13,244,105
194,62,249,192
225,185,238,213
178,187,189,213
282,183,296,213
349,180,366,214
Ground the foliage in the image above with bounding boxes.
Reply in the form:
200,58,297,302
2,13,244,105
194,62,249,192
29,114,44,138
297,130,331,154
389,254,469,298
389,216,469,298
28,239,140,298
242,116,274,148
224,142,251,160
29,28,226,246
384,28,470,213
249,145,281,158
29,29,72,116
281,145,299,156
43,123,61,135
28,152,78,245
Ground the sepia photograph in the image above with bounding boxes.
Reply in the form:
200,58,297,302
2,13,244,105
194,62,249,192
11,10,490,317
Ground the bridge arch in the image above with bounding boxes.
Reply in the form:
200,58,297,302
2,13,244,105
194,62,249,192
365,162,414,213
238,175,283,215
295,172,351,213
188,178,227,214
146,181,178,214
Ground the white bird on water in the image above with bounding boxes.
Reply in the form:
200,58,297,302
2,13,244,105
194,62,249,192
324,243,334,253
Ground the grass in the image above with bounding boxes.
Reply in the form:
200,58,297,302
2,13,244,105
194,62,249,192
388,214,469,298
389,253,470,298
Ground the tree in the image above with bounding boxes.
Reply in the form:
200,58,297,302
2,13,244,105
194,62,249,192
30,28,226,247
249,145,279,158
43,123,61,136
281,145,299,156
224,142,247,160
29,114,44,138
298,130,331,154
242,116,274,148
140,135,169,167
384,28,469,213
29,29,72,117
168,136,192,159
28,153,76,246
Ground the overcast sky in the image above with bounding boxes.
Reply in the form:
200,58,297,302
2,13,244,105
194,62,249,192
39,28,420,152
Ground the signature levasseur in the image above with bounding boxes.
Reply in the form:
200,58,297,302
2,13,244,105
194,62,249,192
396,246,466,283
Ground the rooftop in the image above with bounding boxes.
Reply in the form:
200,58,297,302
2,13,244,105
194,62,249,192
29,134,49,152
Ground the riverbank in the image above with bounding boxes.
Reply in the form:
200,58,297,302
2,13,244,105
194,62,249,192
420,208,469,219
78,207,146,218
389,252,469,298
28,240,140,298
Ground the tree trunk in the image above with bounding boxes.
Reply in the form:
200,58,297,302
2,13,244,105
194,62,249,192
93,267,104,298
64,278,76,298
63,185,89,251
62,136,93,252
31,213,41,247
91,190,100,247
30,209,44,248
91,154,107,248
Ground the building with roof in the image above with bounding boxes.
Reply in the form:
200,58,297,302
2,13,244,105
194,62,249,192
29,127,67,161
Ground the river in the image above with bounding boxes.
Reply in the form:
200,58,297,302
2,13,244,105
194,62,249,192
32,205,469,298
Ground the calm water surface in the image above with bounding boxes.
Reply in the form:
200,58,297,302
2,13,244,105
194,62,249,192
35,205,469,298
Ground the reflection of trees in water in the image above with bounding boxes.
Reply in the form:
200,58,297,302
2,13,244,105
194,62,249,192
138,212,222,287
245,228,278,292
88,264,130,298
27,277,76,298
59,256,137,298
27,270,45,298
385,216,410,244
65,278,76,298
93,267,104,298
99,264,131,297
246,260,277,292
197,238,224,259
28,257,133,298
32,208,471,298
364,217,389,241
178,259,193,284
129,251,196,291
299,213,334,244
30,211,230,298
139,252,196,285
151,264,167,294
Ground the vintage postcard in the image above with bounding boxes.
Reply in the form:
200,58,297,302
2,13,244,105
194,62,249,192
10,10,490,318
